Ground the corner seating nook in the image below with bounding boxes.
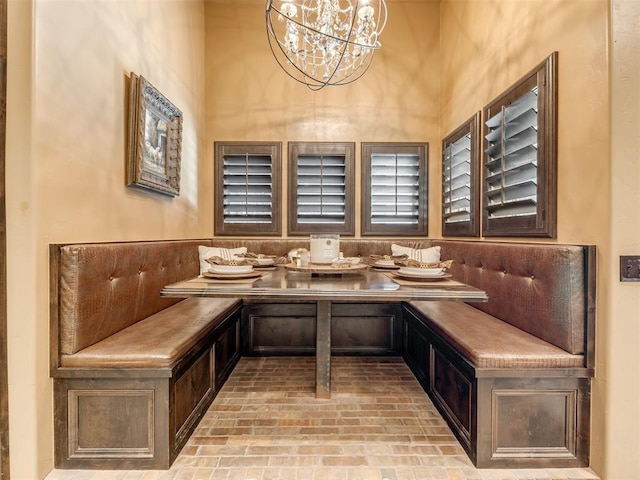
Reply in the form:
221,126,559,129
50,240,242,469
50,238,595,470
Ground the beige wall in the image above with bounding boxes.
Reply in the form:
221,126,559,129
439,0,611,467
609,0,640,478
440,0,610,245
6,0,206,477
204,0,441,236
4,0,639,478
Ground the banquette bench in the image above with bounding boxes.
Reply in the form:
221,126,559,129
50,240,243,469
50,238,595,470
410,240,596,468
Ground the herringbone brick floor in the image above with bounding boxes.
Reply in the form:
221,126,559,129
45,356,600,480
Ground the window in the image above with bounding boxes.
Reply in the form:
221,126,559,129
442,113,480,237
214,141,282,236
288,142,355,236
361,142,428,236
482,52,557,237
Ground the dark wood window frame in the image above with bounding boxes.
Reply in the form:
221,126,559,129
361,142,428,237
214,141,282,236
442,113,481,237
482,52,558,238
287,141,355,236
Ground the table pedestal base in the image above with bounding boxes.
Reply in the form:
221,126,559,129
315,300,331,399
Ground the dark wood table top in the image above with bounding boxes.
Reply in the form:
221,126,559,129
161,267,488,303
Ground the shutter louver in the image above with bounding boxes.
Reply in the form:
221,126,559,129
288,142,355,235
484,86,539,220
361,142,427,236
442,113,480,237
214,141,282,236
296,153,346,225
481,52,557,238
443,133,472,225
370,153,420,225
222,153,273,224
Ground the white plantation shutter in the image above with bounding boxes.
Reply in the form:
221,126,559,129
484,87,539,220
223,153,274,224
214,142,281,236
443,133,472,225
442,113,480,237
296,153,346,225
370,152,421,225
481,52,557,238
288,142,355,235
362,143,427,236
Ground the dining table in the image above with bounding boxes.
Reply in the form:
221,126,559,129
161,264,488,399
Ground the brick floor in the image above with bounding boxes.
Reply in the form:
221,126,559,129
45,356,600,480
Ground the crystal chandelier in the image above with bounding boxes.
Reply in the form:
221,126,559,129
266,0,387,90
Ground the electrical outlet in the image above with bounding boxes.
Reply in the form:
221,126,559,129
620,256,640,282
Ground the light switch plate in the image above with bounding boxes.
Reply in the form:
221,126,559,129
620,256,640,282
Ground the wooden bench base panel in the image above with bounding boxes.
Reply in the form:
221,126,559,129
403,304,590,469
54,315,241,469
241,302,403,356
55,377,172,469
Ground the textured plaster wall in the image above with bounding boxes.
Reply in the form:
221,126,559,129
609,0,640,478
6,0,206,477
438,0,611,475
204,0,441,237
4,0,639,478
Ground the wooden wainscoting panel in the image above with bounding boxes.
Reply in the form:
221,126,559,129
244,303,317,355
491,389,577,458
331,303,401,354
174,348,214,446
68,389,155,458
403,315,430,388
430,346,473,447
55,377,170,469
215,317,240,389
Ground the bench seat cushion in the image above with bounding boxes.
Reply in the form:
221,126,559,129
407,301,584,369
60,297,241,369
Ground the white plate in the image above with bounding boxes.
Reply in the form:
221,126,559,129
373,261,399,269
203,271,263,280
375,259,395,266
397,267,444,277
255,258,275,266
209,265,253,274
393,272,452,282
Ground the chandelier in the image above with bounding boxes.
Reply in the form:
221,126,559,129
266,0,387,90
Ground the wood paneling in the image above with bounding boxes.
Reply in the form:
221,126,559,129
174,349,214,444
242,303,403,356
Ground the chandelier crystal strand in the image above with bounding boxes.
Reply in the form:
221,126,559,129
266,0,387,90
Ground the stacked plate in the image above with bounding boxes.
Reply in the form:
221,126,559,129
372,259,399,270
393,267,451,281
255,257,275,267
205,264,261,280
209,265,254,274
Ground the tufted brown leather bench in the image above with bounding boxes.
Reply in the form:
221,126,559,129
50,238,595,471
50,239,242,469
403,240,596,469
